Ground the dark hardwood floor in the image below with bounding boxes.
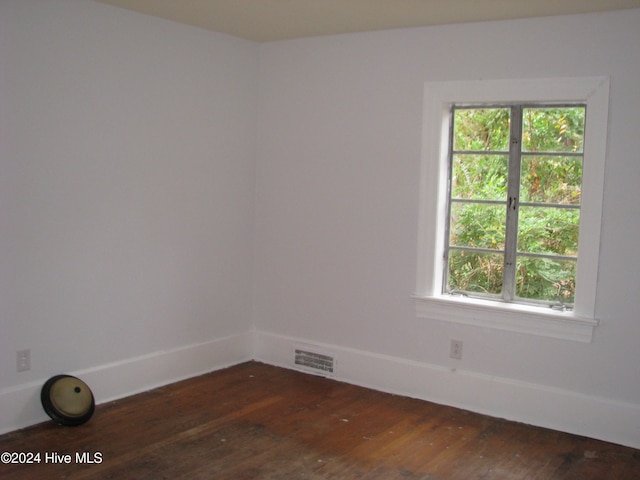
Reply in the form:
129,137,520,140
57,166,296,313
1,361,638,479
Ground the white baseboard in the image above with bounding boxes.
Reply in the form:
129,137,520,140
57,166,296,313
0,332,253,435
253,330,640,449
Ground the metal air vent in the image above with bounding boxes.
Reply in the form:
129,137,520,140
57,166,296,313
294,348,334,374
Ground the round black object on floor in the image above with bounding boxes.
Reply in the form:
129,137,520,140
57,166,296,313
41,375,95,426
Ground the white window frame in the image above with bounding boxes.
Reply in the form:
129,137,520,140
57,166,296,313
413,77,609,342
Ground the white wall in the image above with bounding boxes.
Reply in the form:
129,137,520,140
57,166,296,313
254,10,640,447
0,0,257,431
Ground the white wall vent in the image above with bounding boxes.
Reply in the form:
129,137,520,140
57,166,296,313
294,347,335,375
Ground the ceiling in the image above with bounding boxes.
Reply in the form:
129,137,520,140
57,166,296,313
94,0,640,42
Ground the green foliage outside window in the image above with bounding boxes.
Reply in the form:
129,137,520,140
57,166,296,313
447,106,585,305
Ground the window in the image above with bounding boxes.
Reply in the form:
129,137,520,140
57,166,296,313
446,104,584,308
414,78,609,342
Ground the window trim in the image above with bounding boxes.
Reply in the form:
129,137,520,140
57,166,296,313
414,77,609,342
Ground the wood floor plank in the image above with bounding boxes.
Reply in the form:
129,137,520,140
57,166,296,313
1,361,638,479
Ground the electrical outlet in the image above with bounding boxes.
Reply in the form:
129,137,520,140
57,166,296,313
17,349,31,372
450,340,463,360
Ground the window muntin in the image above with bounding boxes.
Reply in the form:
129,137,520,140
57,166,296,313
444,104,586,308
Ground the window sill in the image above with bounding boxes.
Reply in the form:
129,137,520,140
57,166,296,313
412,294,598,342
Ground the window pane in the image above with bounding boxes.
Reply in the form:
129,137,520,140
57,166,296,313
450,202,506,250
453,108,510,151
517,206,579,257
447,250,504,295
516,257,576,304
522,107,585,153
452,154,509,201
520,155,583,204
